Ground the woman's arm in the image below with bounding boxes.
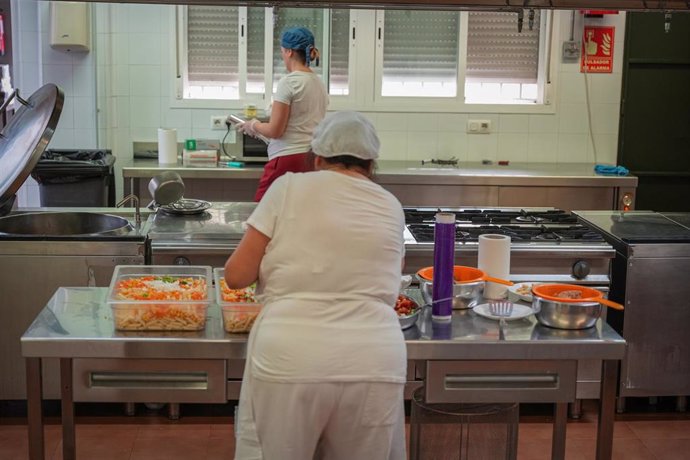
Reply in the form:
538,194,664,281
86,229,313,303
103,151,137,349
254,101,290,139
224,225,271,288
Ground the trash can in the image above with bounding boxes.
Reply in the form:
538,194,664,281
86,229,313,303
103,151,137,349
30,149,116,207
410,387,519,460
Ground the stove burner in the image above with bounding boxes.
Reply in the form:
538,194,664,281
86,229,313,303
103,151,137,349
407,222,605,244
516,215,545,223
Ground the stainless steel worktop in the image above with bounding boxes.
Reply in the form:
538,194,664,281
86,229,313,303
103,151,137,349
22,287,625,361
122,159,637,187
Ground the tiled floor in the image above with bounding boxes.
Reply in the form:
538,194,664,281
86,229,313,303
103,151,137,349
1,408,689,460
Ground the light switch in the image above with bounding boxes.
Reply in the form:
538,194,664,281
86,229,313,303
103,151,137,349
467,119,491,134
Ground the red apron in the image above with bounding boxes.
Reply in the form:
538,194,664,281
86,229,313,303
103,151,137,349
254,152,313,201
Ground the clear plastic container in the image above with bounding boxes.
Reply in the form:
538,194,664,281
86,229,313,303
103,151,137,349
107,265,212,331
213,268,261,333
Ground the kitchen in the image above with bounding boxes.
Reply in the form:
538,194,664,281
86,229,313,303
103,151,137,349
1,0,690,459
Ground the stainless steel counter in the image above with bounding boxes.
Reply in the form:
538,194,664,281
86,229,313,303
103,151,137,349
123,159,637,187
22,287,625,460
122,159,638,210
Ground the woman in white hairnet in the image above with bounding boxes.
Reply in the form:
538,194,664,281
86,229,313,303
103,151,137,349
225,111,407,460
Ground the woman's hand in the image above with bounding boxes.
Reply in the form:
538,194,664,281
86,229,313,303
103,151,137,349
237,119,260,137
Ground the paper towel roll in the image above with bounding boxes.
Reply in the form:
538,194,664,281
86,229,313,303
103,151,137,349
157,128,178,164
478,234,511,299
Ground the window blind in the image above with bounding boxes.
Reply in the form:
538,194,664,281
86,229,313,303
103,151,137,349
383,11,459,81
466,11,541,84
272,8,324,87
329,9,350,94
247,8,265,93
187,6,238,85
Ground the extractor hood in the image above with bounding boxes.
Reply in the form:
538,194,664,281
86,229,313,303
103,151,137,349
63,0,690,12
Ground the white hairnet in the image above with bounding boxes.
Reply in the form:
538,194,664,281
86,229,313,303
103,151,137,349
311,111,380,160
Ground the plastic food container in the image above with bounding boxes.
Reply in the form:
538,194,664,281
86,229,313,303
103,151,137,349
107,265,211,331
213,268,262,333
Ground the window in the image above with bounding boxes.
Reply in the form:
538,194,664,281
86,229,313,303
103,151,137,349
179,7,550,109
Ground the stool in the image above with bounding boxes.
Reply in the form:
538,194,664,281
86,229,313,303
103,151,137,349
410,387,519,460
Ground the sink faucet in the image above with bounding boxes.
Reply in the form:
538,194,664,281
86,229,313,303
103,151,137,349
116,194,141,225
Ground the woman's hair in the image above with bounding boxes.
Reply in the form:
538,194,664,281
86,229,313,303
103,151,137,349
314,154,377,178
281,27,320,66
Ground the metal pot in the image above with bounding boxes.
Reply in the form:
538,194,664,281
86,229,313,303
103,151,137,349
532,295,602,330
148,171,185,206
416,266,513,310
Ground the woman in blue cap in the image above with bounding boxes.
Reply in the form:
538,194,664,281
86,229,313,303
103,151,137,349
238,26,329,201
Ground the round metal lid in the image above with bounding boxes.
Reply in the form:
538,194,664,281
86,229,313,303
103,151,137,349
0,84,64,214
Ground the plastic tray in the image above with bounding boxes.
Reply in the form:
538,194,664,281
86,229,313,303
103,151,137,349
213,268,261,333
108,265,212,331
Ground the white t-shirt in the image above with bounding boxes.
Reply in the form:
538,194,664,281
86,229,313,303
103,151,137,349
268,71,328,160
246,171,407,383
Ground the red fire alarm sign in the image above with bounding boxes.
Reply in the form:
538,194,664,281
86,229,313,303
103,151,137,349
581,26,615,73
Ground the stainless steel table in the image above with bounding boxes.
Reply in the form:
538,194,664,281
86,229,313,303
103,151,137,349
22,288,625,460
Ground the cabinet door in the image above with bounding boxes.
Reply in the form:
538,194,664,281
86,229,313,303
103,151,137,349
625,13,690,63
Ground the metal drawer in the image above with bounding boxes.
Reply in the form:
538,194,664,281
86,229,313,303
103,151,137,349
73,359,226,403
425,360,577,404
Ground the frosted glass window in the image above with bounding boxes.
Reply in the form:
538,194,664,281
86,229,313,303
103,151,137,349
329,9,350,95
187,6,238,89
246,8,265,94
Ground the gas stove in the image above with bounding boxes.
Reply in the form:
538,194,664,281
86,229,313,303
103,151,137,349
404,207,604,244
402,207,614,287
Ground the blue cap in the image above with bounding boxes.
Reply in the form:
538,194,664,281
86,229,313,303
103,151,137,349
280,27,315,66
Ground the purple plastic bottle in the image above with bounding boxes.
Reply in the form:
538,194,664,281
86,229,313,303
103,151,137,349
432,212,455,321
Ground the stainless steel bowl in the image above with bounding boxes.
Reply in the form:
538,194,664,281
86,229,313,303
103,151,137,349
418,277,484,310
532,295,602,330
398,308,421,330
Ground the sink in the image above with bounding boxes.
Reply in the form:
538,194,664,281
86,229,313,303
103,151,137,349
0,212,134,236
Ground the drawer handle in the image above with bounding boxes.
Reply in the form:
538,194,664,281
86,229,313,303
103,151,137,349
445,374,558,389
90,372,208,390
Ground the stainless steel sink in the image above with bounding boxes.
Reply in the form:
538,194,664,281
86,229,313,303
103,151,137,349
0,212,134,236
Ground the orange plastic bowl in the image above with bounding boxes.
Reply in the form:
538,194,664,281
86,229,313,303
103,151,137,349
532,284,603,302
416,266,512,285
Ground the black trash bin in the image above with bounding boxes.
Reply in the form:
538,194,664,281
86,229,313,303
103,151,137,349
30,149,116,207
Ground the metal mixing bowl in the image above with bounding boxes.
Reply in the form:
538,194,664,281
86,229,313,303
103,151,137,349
532,295,602,330
418,277,484,310
396,294,421,330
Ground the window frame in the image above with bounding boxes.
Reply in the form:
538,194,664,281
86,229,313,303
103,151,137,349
170,6,560,115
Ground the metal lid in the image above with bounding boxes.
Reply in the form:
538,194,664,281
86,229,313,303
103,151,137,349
0,84,64,215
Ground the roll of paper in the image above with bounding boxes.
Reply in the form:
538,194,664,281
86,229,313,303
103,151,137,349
432,212,456,321
478,234,511,299
157,128,178,164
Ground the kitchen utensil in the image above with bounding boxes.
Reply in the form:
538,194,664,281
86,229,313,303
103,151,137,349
158,198,212,216
488,300,514,340
416,266,513,310
396,294,421,330
532,284,624,310
507,282,540,302
148,171,185,206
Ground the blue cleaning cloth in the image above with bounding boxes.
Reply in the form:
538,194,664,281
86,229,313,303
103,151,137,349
281,27,315,66
594,164,629,176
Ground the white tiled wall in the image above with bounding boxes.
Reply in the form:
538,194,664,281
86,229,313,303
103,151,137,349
12,2,626,206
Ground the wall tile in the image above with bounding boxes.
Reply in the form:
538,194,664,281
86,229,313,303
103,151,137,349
129,33,161,66
529,114,560,133
557,133,590,163
71,62,96,98
497,133,529,162
43,64,74,96
589,74,622,104
112,34,130,66
130,126,159,142
18,0,39,33
437,132,468,161
130,65,162,96
558,103,589,134
128,4,163,34
49,128,76,149
407,113,439,132
129,96,161,127
73,97,97,130
467,134,498,162
590,134,618,165
377,131,408,160
590,103,620,134
558,72,586,104
95,4,111,35
111,5,130,34
498,114,529,133
406,132,437,161
19,30,39,63
527,133,558,162
112,65,130,96
56,96,75,130
41,33,74,66
376,113,408,131
73,129,98,148
436,113,468,133
115,96,130,129
191,109,223,130
161,105,192,129
96,34,108,67
18,61,41,94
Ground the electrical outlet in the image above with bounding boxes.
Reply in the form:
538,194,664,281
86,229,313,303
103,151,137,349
211,116,227,130
562,41,580,63
467,119,491,134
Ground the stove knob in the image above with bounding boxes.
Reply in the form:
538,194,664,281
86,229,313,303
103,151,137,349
572,260,590,279
173,256,191,265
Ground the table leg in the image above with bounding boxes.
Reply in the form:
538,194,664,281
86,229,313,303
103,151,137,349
60,358,76,460
551,402,567,460
26,358,44,460
596,360,618,460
